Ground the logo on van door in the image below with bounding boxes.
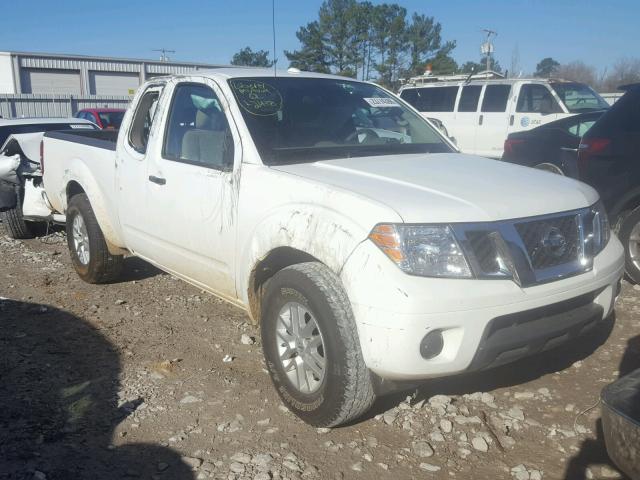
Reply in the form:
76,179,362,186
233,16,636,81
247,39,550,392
521,117,530,127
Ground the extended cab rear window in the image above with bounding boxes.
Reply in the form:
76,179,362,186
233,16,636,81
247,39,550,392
400,86,458,112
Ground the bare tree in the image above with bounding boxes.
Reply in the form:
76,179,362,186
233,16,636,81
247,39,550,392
510,45,521,78
601,58,640,91
556,61,598,86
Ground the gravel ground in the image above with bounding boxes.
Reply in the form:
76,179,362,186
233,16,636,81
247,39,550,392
1,232,639,480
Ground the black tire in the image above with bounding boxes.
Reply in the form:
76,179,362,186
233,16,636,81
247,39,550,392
261,262,375,427
66,194,123,284
616,206,640,284
1,186,34,239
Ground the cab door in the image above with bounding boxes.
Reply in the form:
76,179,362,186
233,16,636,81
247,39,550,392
474,84,512,158
117,84,165,256
450,84,482,154
137,79,241,299
510,83,563,135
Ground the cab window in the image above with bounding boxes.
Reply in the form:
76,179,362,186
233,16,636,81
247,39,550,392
163,83,234,170
458,86,482,112
517,84,563,114
129,90,161,153
481,85,511,112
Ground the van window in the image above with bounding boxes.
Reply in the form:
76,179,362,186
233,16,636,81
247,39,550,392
551,83,609,113
129,89,161,153
400,86,458,112
517,84,563,114
458,86,482,112
163,83,234,170
481,85,511,112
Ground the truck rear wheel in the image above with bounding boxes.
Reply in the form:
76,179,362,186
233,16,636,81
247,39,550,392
261,262,375,427
1,186,35,239
66,194,123,284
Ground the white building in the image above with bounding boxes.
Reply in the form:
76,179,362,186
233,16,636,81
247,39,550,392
0,50,225,96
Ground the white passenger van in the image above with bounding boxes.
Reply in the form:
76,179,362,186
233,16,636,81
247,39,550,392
398,72,609,158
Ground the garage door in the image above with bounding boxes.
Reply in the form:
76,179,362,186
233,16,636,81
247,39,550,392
21,69,81,95
89,71,139,96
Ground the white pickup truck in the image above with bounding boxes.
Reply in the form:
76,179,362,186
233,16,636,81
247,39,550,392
41,68,625,427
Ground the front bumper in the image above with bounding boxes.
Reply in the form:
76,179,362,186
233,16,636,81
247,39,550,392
340,235,624,380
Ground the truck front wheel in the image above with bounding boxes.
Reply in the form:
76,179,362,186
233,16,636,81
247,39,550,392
66,194,123,284
261,262,375,427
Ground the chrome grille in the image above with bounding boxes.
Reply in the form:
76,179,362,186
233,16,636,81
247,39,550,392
515,214,580,269
452,206,599,288
466,230,500,273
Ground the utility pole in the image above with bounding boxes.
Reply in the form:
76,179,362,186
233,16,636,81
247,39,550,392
480,29,497,72
152,48,176,62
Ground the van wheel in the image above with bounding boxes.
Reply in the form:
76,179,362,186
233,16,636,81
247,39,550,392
66,194,123,284
616,206,640,284
261,262,375,427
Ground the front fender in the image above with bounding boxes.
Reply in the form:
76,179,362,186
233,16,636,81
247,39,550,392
237,205,373,305
61,159,125,250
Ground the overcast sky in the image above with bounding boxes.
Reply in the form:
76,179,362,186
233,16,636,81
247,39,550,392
3,0,638,74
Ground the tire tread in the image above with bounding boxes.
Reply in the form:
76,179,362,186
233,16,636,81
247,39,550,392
282,262,375,427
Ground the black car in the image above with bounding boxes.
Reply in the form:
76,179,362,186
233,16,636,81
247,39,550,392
502,110,605,176
577,84,640,282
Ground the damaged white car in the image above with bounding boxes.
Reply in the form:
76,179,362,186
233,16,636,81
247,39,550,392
0,118,96,238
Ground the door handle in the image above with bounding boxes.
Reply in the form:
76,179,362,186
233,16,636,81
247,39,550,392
478,115,483,126
148,175,166,185
509,115,514,126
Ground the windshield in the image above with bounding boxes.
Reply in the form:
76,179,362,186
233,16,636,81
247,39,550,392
227,77,452,165
98,111,125,129
551,83,609,113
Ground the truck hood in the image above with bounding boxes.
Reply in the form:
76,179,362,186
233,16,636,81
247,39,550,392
271,153,599,223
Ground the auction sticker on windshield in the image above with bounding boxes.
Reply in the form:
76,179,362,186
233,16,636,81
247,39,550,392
229,79,283,116
363,97,399,108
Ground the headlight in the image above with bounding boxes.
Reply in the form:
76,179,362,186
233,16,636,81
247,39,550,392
589,200,610,255
369,224,472,278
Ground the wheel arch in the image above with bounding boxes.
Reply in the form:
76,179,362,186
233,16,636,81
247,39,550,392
246,246,322,324
610,188,640,223
63,173,126,255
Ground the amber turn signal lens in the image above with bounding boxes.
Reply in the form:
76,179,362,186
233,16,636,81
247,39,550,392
369,224,405,263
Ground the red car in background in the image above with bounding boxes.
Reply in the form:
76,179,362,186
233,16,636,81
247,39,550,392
75,108,126,129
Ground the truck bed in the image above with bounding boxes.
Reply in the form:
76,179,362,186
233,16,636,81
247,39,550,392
44,129,118,151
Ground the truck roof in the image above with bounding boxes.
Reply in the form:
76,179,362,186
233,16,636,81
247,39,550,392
160,67,356,82
0,117,94,126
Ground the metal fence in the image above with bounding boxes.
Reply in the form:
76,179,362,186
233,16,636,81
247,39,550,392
0,94,131,119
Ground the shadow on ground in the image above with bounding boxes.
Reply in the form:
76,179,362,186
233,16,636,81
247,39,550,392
118,257,165,283
0,298,193,480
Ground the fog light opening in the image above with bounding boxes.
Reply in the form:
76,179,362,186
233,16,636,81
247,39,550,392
420,330,444,360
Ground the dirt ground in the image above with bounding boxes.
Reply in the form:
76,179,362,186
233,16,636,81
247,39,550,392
1,232,639,480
